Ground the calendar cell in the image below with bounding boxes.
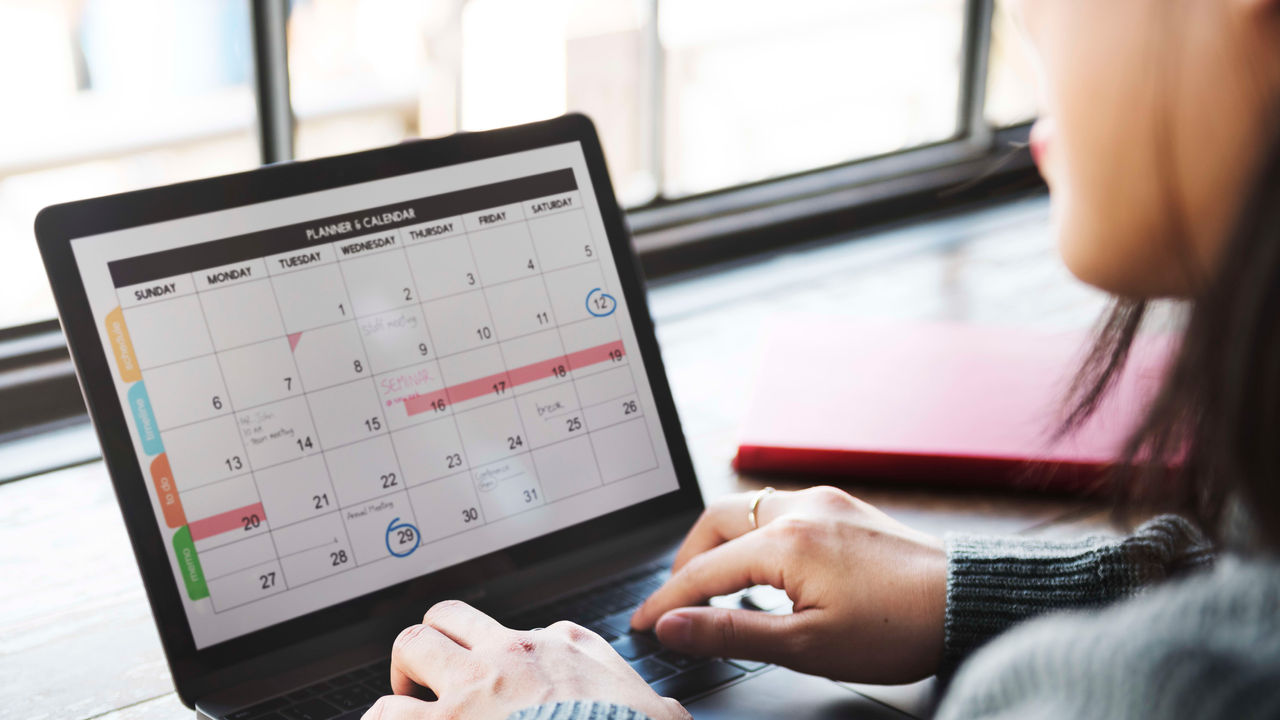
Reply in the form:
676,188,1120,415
122,294,214,369
164,415,249,492
543,262,608,327
200,278,286,350
279,535,355,587
253,454,338,528
142,354,228,430
515,383,585,449
575,366,636,407
271,264,352,333
532,435,602,501
341,490,416,564
559,320,625,377
527,208,595,272
325,435,405,506
436,345,508,411
484,276,555,340
377,360,448,430
584,392,643,431
271,512,346,557
306,379,387,449
454,399,527,466
421,291,496,357
407,472,484,543
218,338,302,410
498,330,570,397
198,533,276,581
468,220,540,285
471,453,544,520
208,560,286,612
237,396,321,470
590,418,658,483
338,246,417,316
292,321,370,391
391,416,469,486
181,473,266,546
404,233,479,301
476,450,545,517
359,306,433,375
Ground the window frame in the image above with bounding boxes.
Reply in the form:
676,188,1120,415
0,0,1040,469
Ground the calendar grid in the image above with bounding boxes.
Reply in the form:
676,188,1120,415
108,172,664,615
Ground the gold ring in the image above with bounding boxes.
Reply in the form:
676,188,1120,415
747,487,776,530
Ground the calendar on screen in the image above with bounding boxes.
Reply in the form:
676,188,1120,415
71,143,680,648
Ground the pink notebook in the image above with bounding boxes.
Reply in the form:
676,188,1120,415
734,318,1172,493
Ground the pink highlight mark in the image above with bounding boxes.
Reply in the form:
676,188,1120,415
403,341,626,418
188,502,266,542
288,332,303,351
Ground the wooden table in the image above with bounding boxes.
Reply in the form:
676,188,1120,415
0,195,1116,720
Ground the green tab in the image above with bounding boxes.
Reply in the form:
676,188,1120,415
172,526,209,600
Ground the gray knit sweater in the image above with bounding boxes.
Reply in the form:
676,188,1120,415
509,516,1280,720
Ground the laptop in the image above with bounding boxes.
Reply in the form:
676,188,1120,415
35,114,924,720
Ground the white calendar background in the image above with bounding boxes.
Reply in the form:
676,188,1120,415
72,143,681,648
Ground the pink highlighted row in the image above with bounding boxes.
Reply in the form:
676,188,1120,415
402,340,625,418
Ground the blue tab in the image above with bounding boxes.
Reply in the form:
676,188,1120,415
128,382,164,456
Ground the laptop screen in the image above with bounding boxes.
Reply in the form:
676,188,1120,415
68,141,681,649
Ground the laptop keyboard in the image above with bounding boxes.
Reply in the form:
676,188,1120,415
223,566,767,720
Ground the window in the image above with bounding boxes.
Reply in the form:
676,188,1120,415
0,0,258,330
285,0,967,205
1,0,1037,339
985,0,1038,127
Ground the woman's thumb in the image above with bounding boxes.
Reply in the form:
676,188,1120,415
654,607,799,663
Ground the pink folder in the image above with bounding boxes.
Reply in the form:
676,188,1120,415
734,318,1173,493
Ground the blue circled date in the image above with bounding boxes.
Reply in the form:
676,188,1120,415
385,517,420,558
585,288,617,317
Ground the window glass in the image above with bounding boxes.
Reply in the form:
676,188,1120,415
287,0,966,203
659,0,964,197
288,0,657,206
985,0,1038,127
0,0,257,330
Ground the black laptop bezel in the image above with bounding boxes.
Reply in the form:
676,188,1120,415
34,114,704,706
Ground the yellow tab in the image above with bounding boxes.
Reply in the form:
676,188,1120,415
105,307,141,383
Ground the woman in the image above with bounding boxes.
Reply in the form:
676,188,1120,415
367,0,1280,718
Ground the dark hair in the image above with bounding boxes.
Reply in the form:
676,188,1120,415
1063,121,1280,549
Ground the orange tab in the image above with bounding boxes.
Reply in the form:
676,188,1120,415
105,307,141,383
150,454,187,528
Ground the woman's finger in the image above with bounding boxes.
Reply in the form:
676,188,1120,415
632,529,786,630
421,599,505,649
389,623,468,698
671,489,791,572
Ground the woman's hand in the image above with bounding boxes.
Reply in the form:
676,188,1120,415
630,486,947,684
367,600,689,720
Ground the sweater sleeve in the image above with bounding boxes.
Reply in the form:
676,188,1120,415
942,514,1212,672
936,556,1280,720
507,701,654,720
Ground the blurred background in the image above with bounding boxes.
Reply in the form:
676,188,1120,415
0,0,1036,332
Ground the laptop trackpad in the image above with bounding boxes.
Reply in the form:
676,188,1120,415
686,666,915,719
